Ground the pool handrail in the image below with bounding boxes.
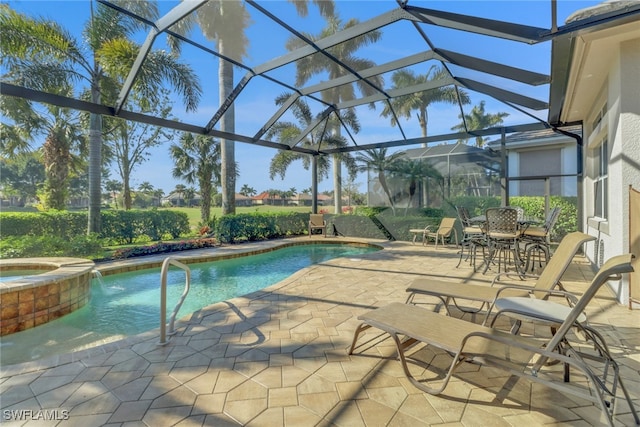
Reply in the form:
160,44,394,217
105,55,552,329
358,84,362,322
159,256,191,345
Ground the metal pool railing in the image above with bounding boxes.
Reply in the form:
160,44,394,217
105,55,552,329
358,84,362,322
159,257,191,345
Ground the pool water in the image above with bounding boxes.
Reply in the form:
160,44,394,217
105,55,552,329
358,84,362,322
0,244,377,365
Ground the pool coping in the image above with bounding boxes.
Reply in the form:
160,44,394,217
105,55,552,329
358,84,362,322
0,258,95,293
0,257,96,337
1,236,387,374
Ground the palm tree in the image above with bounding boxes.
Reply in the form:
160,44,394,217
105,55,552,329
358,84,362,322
170,133,221,224
183,187,196,208
153,189,164,207
174,0,335,216
392,159,443,216
0,80,86,210
381,66,471,140
286,15,383,214
239,184,256,198
173,184,187,207
138,181,154,194
450,101,510,147
0,3,200,232
355,148,405,214
104,179,122,209
267,95,358,194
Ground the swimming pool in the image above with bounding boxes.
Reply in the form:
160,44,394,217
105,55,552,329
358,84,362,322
0,243,378,365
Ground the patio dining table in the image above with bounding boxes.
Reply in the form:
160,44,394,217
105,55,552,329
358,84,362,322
469,212,542,275
469,215,541,231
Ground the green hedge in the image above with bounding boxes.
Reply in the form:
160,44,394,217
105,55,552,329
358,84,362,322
213,212,309,243
0,235,104,259
0,210,190,244
0,210,86,240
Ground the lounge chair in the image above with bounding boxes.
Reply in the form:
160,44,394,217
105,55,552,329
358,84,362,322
308,214,327,237
349,254,638,426
405,231,595,324
409,217,458,248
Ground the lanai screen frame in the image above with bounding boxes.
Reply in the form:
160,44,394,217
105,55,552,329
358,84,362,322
2,0,639,209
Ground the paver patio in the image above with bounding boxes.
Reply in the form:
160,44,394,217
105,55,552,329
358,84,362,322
1,236,639,426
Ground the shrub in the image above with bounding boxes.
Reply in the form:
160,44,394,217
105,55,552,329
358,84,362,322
0,234,103,259
0,209,190,244
214,212,309,243
111,238,217,259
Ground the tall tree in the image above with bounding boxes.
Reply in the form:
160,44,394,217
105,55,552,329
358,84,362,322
0,81,86,210
183,187,196,208
0,3,200,232
286,15,383,214
138,181,154,194
450,101,510,147
170,133,222,224
173,184,187,207
239,184,256,198
106,92,175,210
0,153,45,207
104,179,122,209
392,159,443,216
355,148,404,214
381,66,470,139
267,94,358,193
174,0,335,215
153,189,164,207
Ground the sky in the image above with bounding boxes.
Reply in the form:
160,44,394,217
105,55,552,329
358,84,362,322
4,0,602,197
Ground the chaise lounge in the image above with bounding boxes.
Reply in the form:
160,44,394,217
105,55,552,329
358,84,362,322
405,231,595,324
349,254,638,427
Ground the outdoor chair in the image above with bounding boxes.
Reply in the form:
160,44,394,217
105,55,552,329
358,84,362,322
521,206,562,272
483,207,523,275
308,214,327,237
349,254,638,427
410,217,458,248
405,232,596,324
455,206,486,270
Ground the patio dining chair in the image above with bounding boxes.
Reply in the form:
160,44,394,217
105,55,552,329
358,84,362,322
455,206,486,270
521,206,562,272
349,254,638,427
483,207,522,275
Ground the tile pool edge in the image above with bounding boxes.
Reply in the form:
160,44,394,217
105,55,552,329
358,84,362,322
0,258,95,336
94,237,385,277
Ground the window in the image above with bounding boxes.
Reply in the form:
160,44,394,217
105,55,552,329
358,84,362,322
592,102,608,130
594,138,608,219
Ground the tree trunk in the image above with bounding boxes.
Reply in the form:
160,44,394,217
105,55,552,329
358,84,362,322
200,179,212,224
333,154,342,214
88,77,102,234
42,133,70,210
123,169,132,210
219,40,236,215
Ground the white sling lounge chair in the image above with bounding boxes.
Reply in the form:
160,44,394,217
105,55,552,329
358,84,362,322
349,254,638,427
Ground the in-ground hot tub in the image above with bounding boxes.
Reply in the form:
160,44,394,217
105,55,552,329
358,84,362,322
0,258,95,336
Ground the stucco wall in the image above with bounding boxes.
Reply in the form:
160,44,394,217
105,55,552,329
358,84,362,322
584,37,640,305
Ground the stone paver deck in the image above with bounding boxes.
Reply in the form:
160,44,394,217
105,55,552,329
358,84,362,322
1,236,639,426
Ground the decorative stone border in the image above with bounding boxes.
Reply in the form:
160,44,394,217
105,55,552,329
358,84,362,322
0,258,95,336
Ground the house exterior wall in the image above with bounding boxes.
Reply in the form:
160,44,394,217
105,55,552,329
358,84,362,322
582,37,640,305
506,142,577,197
